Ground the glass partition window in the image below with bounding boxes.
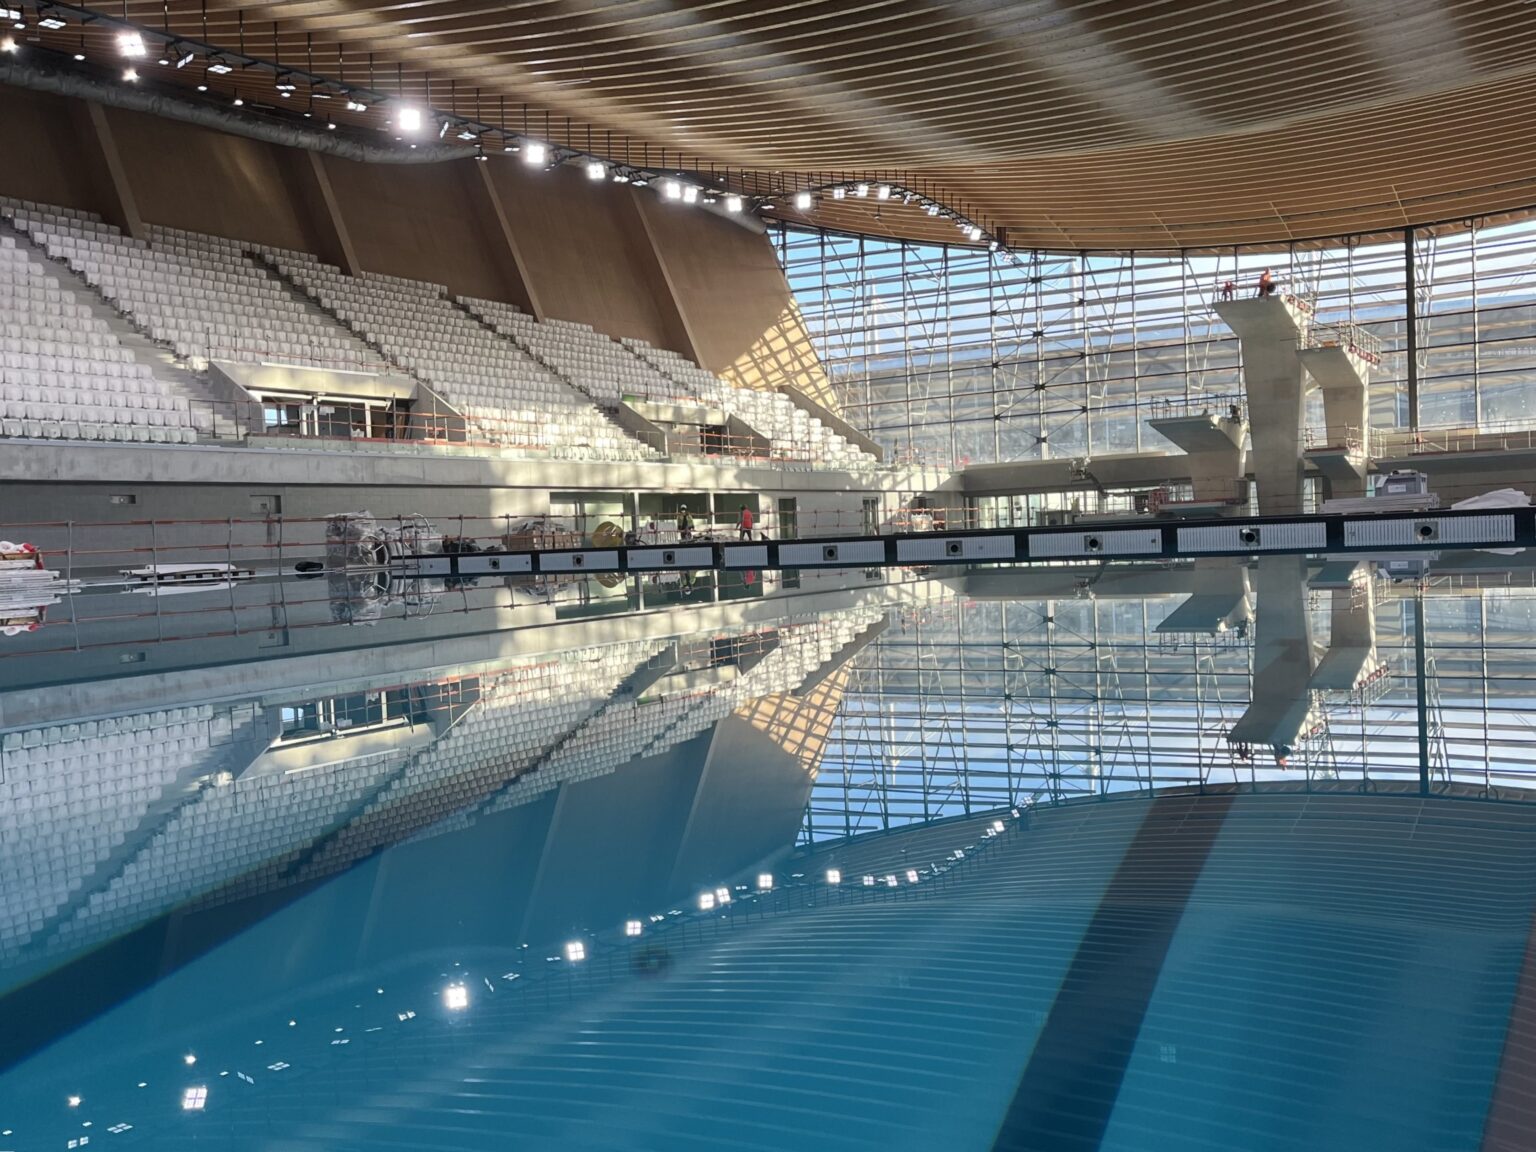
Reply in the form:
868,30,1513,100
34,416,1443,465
775,215,1536,467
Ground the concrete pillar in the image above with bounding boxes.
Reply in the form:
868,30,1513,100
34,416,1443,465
1215,297,1310,514
73,101,144,241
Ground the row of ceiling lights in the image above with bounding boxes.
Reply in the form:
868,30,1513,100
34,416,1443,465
0,2,999,245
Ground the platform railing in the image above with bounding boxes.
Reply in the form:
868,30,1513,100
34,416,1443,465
1302,319,1383,366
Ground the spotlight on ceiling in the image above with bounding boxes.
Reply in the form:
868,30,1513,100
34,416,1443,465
876,184,891,200
72,48,85,60
662,179,682,200
206,59,232,74
682,184,699,204
503,141,517,152
831,186,846,200
326,121,336,130
756,873,774,891
624,919,643,937
344,98,366,112
724,194,743,213
611,169,631,184
117,30,145,57
793,190,812,210
854,183,869,197
175,50,195,68
0,35,15,53
396,105,422,133
231,95,244,106
456,128,476,141
925,203,939,216
564,940,586,962
39,13,67,29
122,66,138,81
437,120,450,140
968,226,982,241
522,141,547,166
825,868,842,885
181,1087,208,1112
443,984,469,1011
585,160,605,180
195,82,207,91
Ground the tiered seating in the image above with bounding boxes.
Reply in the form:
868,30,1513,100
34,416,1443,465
0,706,225,957
625,340,876,468
1,203,377,372
0,227,197,443
465,294,875,469
488,609,885,811
459,297,681,407
265,251,658,461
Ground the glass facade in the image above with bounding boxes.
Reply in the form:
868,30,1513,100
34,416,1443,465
774,216,1536,469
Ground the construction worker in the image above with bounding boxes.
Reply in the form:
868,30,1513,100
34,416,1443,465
1256,268,1276,298
737,504,755,541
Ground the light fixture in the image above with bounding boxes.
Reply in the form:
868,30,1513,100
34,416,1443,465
906,869,920,883
968,226,982,241
854,183,869,197
396,106,422,133
793,190,812,210
724,194,743,213
989,239,1000,252
443,984,469,1011
437,120,450,140
196,82,207,91
876,184,891,200
662,179,681,200
585,160,605,180
522,141,546,166
231,95,244,106
117,30,144,57
624,919,643,937
180,1086,207,1112
925,204,939,216
630,176,649,187
611,170,631,183
885,874,899,888
122,66,138,81
825,868,842,885
345,99,366,112
697,891,715,911
715,886,731,905
326,121,336,130
206,59,232,74
564,940,585,962
503,142,517,152
862,875,875,887
473,144,486,160
183,1053,197,1066
832,186,846,200
68,1096,82,1108
456,128,476,141
0,35,14,52
72,47,85,60
682,185,699,204
992,819,1006,832
39,14,67,29
0,6,18,18
756,873,774,891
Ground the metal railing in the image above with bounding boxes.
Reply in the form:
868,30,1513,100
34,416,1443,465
1303,424,1371,456
1303,319,1384,366
1150,393,1246,422
1373,421,1536,457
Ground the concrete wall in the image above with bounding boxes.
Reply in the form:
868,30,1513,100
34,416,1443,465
0,85,829,403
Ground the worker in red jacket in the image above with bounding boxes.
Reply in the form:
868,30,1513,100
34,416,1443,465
737,504,755,541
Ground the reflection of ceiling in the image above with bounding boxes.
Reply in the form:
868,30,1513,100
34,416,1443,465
22,1,1536,248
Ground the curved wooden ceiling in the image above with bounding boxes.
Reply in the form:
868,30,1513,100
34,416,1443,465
25,0,1536,249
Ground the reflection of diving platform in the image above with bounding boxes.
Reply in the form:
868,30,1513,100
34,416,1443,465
1155,562,1252,635
1308,583,1379,693
1229,555,1322,750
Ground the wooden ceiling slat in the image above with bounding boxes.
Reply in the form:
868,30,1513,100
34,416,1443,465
22,0,1536,247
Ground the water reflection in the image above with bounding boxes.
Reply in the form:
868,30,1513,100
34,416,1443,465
2,550,1536,1151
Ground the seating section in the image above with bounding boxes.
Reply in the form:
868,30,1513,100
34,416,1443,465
464,295,876,469
0,706,226,958
1,202,377,373
625,340,875,469
0,226,197,443
264,251,658,461
460,297,680,407
0,194,865,470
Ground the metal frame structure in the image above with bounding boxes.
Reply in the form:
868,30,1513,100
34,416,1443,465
775,215,1536,470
